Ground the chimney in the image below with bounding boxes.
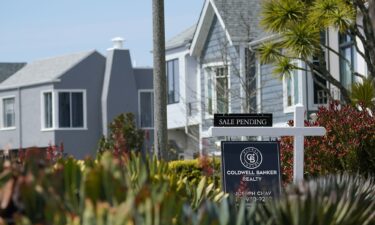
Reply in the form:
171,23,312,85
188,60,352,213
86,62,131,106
108,37,124,50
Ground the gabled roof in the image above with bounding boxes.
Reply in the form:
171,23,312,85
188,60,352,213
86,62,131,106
213,0,262,42
166,24,197,51
0,63,26,83
190,0,262,57
0,50,97,90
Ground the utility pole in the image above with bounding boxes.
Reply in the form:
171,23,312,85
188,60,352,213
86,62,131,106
152,0,168,160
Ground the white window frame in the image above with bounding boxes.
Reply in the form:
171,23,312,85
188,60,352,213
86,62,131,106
166,58,180,105
0,95,16,130
138,89,154,129
41,90,55,131
283,62,302,113
203,62,231,118
41,89,87,131
307,72,329,110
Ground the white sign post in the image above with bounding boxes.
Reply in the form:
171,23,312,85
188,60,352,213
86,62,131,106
210,104,326,184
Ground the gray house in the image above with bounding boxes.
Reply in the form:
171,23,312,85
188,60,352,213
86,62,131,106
0,39,153,158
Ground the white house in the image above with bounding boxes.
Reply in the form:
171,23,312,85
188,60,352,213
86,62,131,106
165,0,369,158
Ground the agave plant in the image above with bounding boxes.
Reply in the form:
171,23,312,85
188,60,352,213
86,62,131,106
256,174,375,225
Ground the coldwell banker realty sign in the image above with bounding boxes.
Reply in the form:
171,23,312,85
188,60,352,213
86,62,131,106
214,114,281,203
221,141,281,203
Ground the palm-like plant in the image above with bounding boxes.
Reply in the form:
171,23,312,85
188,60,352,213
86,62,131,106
259,0,375,103
350,78,375,109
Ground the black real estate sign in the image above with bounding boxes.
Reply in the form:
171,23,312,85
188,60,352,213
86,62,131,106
214,114,272,127
221,141,281,203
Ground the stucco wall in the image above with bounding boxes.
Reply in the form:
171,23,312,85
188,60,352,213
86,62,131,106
0,89,20,150
54,51,106,158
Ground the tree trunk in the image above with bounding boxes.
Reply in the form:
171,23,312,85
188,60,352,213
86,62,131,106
152,0,168,160
369,0,375,38
368,0,375,86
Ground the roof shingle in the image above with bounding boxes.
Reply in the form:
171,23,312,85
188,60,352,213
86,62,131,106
213,0,263,42
166,24,197,50
0,51,96,90
0,63,26,84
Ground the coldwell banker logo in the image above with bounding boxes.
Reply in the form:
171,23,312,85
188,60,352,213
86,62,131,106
240,147,263,169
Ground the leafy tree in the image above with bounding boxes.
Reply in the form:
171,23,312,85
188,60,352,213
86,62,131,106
259,0,375,103
350,78,375,109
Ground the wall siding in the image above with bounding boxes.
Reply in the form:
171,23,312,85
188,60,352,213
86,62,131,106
260,64,292,124
198,16,245,152
0,89,21,150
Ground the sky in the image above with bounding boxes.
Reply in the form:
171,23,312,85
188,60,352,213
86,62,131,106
0,0,204,67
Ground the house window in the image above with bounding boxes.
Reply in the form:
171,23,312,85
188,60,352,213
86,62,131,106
245,48,257,112
43,92,53,129
207,66,229,114
2,97,15,128
311,32,328,105
139,90,154,128
166,59,179,104
283,69,299,110
58,91,85,128
339,34,355,89
312,58,328,105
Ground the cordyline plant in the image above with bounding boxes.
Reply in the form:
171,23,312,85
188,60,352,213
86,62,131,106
259,0,375,103
280,101,375,182
98,113,144,159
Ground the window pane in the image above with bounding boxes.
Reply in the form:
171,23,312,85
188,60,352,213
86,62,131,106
313,75,327,104
207,75,213,115
167,60,174,104
166,59,179,104
339,33,354,90
72,92,83,128
140,92,153,128
44,93,53,128
173,60,179,103
59,92,71,128
216,67,228,113
340,47,353,89
3,98,15,128
286,76,292,107
293,71,299,104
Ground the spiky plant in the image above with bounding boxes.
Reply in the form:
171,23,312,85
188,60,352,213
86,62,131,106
350,78,375,110
259,0,375,103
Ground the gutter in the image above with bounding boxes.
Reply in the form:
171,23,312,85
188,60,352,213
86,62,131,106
0,79,61,92
248,34,281,48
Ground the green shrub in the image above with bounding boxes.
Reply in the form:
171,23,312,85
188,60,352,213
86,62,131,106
1,152,374,225
168,156,221,187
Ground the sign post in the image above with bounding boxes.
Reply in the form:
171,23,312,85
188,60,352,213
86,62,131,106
210,104,326,184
